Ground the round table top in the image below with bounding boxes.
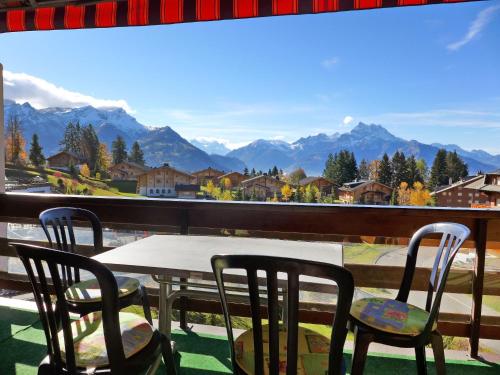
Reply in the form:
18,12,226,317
234,325,331,374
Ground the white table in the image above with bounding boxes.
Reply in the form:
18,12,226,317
94,235,343,335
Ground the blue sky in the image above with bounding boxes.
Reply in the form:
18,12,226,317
1,1,500,152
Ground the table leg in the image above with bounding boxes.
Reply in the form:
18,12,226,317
157,275,172,335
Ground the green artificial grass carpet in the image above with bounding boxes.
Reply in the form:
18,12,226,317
0,306,499,374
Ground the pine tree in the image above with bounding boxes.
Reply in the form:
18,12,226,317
323,150,357,187
323,153,336,182
271,166,279,176
406,155,423,187
446,151,468,183
429,149,448,189
60,121,82,156
358,159,369,180
243,167,249,176
129,141,145,165
251,168,256,177
29,133,45,167
391,151,409,188
80,124,100,173
378,153,392,186
112,136,127,165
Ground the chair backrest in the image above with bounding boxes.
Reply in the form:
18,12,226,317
12,243,126,374
396,222,470,335
212,255,354,375
39,207,103,285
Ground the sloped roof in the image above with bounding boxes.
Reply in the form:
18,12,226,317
137,164,194,179
109,161,150,171
242,174,285,186
192,167,225,176
299,176,332,186
432,175,484,194
339,180,391,192
47,150,81,161
219,171,244,179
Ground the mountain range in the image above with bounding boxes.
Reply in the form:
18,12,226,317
4,99,500,176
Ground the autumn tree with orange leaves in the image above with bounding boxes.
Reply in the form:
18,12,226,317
5,115,27,165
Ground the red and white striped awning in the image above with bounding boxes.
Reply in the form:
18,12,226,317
0,0,484,34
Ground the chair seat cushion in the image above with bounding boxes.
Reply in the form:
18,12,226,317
58,311,154,368
350,297,437,336
234,325,335,374
65,276,140,303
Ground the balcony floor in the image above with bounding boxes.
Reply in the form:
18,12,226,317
0,303,499,375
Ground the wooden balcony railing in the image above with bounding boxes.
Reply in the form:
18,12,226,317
0,192,499,357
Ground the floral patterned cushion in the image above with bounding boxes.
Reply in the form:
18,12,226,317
58,311,154,368
65,276,140,303
234,325,333,374
350,297,437,336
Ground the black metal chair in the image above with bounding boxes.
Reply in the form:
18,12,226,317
39,207,152,323
13,243,177,375
349,222,471,375
212,255,355,375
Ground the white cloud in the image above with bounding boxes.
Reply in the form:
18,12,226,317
343,115,354,125
447,5,500,51
321,57,339,69
3,70,133,113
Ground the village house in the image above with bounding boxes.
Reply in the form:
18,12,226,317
464,170,500,208
192,167,225,185
431,175,489,208
338,180,393,205
108,161,150,181
241,175,286,200
136,164,198,198
46,151,82,170
217,171,245,188
299,176,335,195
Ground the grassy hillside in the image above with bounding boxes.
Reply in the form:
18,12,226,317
6,164,139,198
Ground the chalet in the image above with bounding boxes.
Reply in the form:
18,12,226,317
461,171,500,208
108,162,150,181
431,175,489,208
339,180,392,205
299,176,335,195
136,164,197,198
241,175,286,200
192,167,225,185
217,171,245,188
46,151,82,170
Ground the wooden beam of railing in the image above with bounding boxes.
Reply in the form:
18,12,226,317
1,193,500,241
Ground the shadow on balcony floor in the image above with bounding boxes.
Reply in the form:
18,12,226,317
0,305,498,374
